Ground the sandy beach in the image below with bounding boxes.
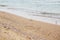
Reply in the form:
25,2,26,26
0,11,60,40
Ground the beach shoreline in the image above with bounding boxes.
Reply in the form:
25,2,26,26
0,8,60,25
0,11,60,40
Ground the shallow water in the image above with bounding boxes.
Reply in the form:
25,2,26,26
0,0,60,25
0,0,60,18
0,0,60,13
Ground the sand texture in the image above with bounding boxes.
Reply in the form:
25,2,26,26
0,11,60,40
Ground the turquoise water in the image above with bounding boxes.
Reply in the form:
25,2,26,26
0,0,60,13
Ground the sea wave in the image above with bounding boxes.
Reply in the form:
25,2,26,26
0,0,60,13
0,6,60,19
0,7,60,25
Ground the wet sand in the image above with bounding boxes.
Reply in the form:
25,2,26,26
0,11,60,40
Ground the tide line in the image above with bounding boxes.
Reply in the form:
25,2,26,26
0,8,60,25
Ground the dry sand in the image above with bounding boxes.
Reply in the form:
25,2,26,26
0,11,60,40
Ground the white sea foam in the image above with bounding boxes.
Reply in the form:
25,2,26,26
0,0,60,25
0,7,60,25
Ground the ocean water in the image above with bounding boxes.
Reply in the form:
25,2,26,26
0,0,60,13
0,0,60,25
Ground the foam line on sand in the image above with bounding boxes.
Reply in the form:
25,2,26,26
0,8,60,25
